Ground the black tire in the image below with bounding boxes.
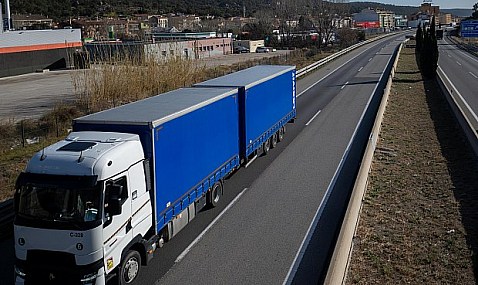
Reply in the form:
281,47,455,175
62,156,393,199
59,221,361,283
271,132,278,148
278,126,285,142
207,182,222,208
120,250,141,285
263,138,271,155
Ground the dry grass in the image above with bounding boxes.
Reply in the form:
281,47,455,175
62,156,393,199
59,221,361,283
71,49,317,113
72,56,209,113
346,42,478,283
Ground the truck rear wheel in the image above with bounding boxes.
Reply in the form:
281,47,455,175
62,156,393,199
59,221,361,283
263,138,271,155
207,182,222,208
271,133,278,148
278,126,285,142
120,250,141,284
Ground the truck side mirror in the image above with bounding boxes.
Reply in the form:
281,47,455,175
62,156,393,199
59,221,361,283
106,184,123,216
108,196,122,216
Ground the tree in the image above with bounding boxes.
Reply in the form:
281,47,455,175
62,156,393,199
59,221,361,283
430,16,439,73
301,0,348,49
473,2,478,19
416,23,423,52
337,28,358,48
419,17,438,79
274,0,300,49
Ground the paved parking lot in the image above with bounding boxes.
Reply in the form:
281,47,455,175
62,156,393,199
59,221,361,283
0,50,290,122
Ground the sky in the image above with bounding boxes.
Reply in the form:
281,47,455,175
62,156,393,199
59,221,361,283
353,0,475,9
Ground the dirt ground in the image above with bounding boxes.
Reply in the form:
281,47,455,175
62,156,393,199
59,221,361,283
346,44,478,283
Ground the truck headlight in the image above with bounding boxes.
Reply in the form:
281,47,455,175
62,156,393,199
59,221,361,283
14,265,26,278
80,272,97,284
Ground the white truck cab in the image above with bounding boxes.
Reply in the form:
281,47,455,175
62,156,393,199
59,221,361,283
14,131,154,285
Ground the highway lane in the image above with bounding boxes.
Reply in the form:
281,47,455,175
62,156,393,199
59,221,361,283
146,35,405,284
439,37,478,114
0,34,405,285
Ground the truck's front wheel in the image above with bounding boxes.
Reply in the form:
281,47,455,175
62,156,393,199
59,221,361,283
120,250,141,284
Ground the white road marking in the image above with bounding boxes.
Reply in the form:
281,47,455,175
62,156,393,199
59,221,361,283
284,48,395,285
439,66,478,124
368,58,373,62
305,109,322,126
175,188,249,263
444,37,478,64
245,155,258,168
358,66,364,72
341,81,349,90
456,61,462,66
469,72,478,79
297,40,384,98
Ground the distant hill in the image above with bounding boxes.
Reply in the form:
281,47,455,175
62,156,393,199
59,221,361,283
441,9,472,18
10,0,470,22
10,0,271,20
349,1,419,16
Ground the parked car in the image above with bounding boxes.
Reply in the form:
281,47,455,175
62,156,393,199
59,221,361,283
256,47,270,53
234,46,250,53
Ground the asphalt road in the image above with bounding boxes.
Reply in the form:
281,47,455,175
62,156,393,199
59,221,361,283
0,35,405,284
0,70,77,122
145,34,405,284
439,37,478,115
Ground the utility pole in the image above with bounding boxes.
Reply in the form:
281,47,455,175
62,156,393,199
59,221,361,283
4,0,11,30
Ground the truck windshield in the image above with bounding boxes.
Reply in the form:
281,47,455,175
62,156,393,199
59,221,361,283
17,184,101,223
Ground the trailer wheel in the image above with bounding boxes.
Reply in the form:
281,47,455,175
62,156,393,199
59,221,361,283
278,126,285,142
207,182,222,208
263,138,271,155
120,250,141,284
271,133,278,148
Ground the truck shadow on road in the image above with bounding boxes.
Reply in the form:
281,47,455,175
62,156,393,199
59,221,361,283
0,237,14,285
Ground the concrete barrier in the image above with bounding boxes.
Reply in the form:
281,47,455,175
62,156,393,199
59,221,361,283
324,40,405,285
437,66,478,156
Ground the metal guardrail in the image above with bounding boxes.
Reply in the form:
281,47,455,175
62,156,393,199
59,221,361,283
446,36,478,58
0,199,14,240
296,33,394,78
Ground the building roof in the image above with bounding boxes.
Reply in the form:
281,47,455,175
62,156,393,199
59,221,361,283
12,14,52,21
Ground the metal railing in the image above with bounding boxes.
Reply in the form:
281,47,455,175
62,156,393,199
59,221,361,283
296,33,394,78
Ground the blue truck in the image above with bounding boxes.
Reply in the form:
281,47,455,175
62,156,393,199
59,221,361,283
14,65,296,284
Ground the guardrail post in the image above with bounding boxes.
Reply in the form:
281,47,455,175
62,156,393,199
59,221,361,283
21,120,25,148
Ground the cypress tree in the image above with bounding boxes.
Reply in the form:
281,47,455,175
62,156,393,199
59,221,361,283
415,23,423,67
420,28,436,79
430,16,439,74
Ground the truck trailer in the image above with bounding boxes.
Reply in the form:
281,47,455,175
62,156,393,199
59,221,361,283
195,65,297,162
13,65,296,284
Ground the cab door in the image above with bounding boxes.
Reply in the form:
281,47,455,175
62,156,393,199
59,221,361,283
102,174,133,275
